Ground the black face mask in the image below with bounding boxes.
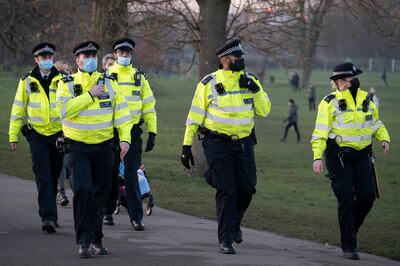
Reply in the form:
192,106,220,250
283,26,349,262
349,78,360,91
229,58,245,72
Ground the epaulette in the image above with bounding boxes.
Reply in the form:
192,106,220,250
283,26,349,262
21,72,30,80
324,93,335,103
103,73,115,80
61,76,74,83
201,75,213,85
246,72,258,80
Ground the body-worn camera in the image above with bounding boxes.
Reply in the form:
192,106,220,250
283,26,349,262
215,83,225,95
73,84,83,96
30,82,39,93
338,99,347,111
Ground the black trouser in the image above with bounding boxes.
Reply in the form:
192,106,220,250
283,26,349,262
123,125,143,223
202,135,257,245
66,140,114,245
325,144,376,252
283,121,300,141
308,97,315,111
26,130,63,223
103,143,121,216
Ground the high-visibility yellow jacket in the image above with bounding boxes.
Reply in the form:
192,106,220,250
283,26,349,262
107,63,157,134
183,69,271,146
311,88,390,160
56,69,133,144
9,68,62,142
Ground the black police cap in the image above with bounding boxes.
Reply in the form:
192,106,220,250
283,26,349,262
113,38,135,51
215,39,245,58
32,42,56,56
73,41,99,55
330,62,362,80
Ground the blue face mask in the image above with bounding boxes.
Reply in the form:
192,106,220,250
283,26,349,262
38,59,53,70
117,57,131,66
82,57,98,73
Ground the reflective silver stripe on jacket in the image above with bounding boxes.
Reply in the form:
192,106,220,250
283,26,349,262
78,109,113,116
25,77,31,94
13,99,25,107
328,133,371,142
63,120,113,130
143,108,156,114
185,118,202,126
10,114,22,120
50,103,57,109
61,99,70,118
49,88,57,93
28,102,41,108
125,96,141,102
372,121,383,132
51,117,61,122
118,82,136,86
105,78,115,102
114,115,132,125
190,105,206,116
311,135,324,141
67,81,74,96
332,122,365,129
28,116,44,122
208,103,253,113
115,102,128,110
205,112,254,125
130,110,142,116
142,95,155,104
209,75,218,103
314,123,330,131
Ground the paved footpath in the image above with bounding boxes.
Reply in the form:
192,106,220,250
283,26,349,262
0,174,398,266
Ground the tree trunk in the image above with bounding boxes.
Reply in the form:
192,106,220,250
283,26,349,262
193,0,231,177
197,0,231,80
92,0,129,55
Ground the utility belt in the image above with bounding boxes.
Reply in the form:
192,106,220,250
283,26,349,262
198,127,250,142
326,138,371,155
57,137,113,149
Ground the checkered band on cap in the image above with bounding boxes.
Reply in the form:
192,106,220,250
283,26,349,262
218,43,244,57
114,42,134,50
34,46,55,56
332,70,354,76
75,43,98,54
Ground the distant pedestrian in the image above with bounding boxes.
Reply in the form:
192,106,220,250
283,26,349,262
291,72,300,92
380,70,388,87
281,99,300,142
308,84,316,111
269,75,275,84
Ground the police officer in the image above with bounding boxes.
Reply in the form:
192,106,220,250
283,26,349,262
105,38,157,230
9,42,63,233
56,41,133,258
311,62,390,260
181,39,271,254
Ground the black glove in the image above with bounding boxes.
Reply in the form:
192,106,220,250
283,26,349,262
181,145,194,170
145,132,156,152
239,74,260,93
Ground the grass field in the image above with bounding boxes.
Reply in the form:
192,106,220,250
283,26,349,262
0,68,399,259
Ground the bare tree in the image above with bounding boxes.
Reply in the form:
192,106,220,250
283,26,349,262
91,0,129,54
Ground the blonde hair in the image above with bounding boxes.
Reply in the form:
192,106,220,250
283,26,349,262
54,60,72,74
